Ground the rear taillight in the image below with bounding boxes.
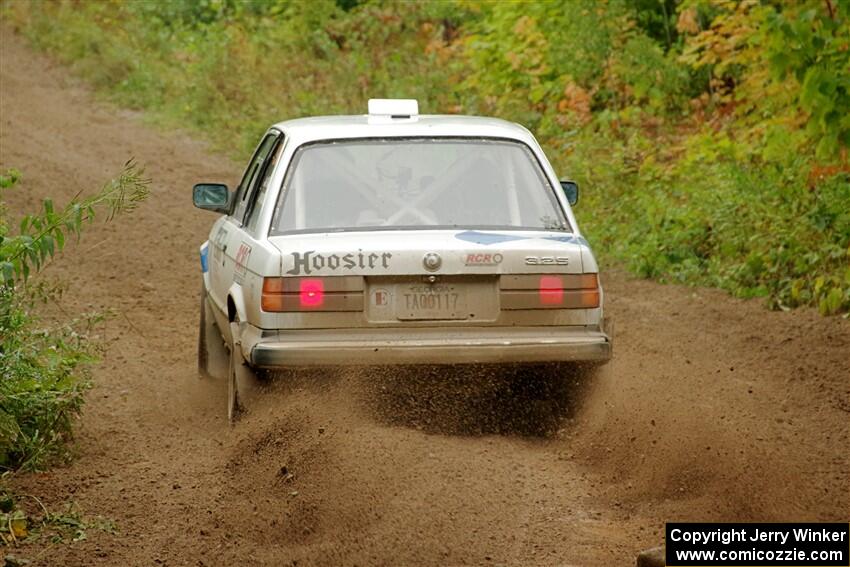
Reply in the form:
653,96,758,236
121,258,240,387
500,273,600,309
262,276,363,312
299,278,324,308
539,275,564,305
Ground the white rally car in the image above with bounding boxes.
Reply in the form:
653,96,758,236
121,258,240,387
194,100,611,421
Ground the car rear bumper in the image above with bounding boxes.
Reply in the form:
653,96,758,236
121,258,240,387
241,325,612,367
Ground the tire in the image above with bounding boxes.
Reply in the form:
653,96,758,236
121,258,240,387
198,286,209,376
227,326,243,424
227,315,265,424
198,284,227,379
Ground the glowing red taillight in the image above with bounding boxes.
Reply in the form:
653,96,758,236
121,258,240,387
261,277,364,312
539,275,565,305
500,274,599,310
299,278,324,308
537,274,599,308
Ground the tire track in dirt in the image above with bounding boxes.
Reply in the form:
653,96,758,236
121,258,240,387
2,26,848,566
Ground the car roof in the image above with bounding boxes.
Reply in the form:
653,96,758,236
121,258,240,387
272,114,538,147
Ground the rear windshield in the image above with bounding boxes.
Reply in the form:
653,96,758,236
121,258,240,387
270,138,568,234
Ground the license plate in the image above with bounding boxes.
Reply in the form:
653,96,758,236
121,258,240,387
397,283,468,320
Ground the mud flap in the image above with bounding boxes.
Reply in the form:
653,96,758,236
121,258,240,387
601,315,614,359
199,286,228,379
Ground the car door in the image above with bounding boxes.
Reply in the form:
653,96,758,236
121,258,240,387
208,131,280,321
237,134,287,324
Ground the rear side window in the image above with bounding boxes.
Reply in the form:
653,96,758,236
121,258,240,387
270,138,567,234
232,133,278,223
245,137,285,234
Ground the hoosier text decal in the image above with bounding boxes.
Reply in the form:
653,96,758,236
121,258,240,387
287,251,392,275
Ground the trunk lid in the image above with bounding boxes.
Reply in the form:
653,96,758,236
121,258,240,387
268,229,587,277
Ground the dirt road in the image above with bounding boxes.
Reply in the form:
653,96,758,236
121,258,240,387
1,27,848,567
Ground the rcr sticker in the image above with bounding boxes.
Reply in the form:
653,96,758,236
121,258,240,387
287,251,392,276
465,252,503,266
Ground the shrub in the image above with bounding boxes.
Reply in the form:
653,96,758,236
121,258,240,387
0,164,149,471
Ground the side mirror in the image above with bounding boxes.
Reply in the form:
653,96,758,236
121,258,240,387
193,183,231,214
560,180,579,206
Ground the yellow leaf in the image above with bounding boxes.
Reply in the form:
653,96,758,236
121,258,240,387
676,8,700,35
10,517,27,538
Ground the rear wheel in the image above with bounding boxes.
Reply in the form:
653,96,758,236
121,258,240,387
227,315,266,423
227,329,243,423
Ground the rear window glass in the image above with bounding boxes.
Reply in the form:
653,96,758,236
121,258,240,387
270,138,568,234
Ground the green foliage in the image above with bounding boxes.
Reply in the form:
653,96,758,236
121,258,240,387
0,166,150,471
1,162,149,284
1,489,116,547
0,170,21,189
0,286,103,471
570,127,850,314
8,0,469,156
4,0,848,314
627,0,680,49
764,1,850,159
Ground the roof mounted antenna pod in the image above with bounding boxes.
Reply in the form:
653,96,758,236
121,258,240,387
367,99,419,119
